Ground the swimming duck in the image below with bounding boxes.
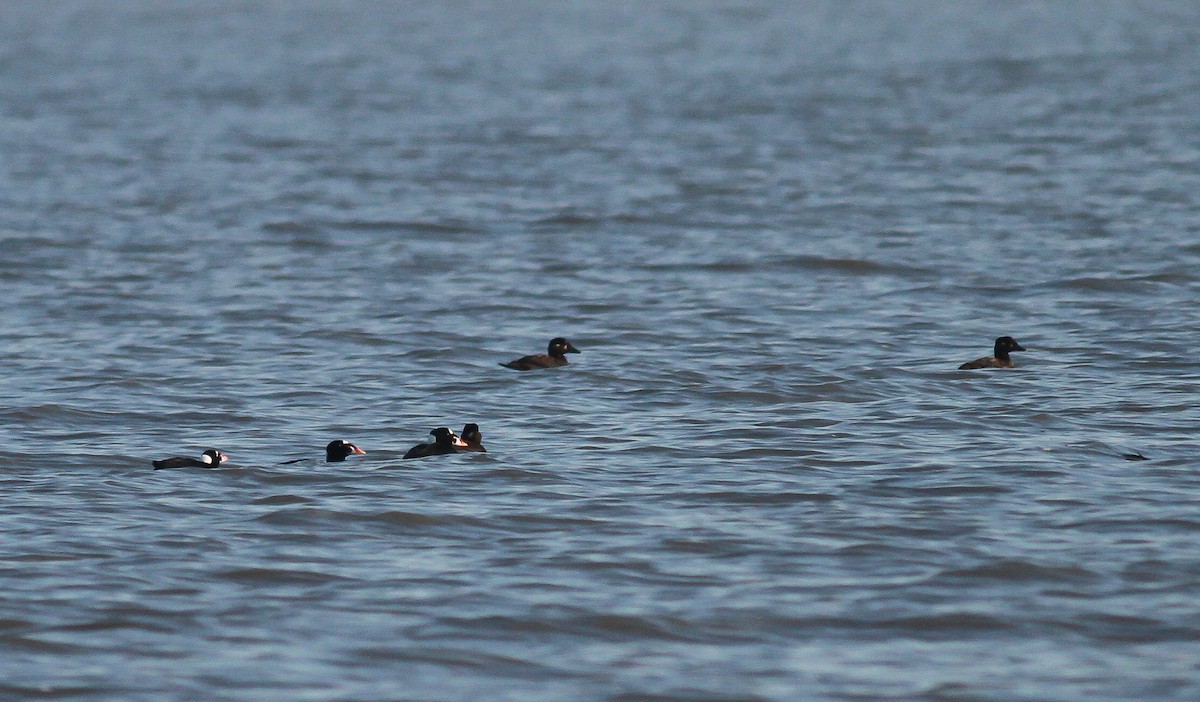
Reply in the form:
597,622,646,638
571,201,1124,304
457,423,486,452
959,336,1026,370
152,449,229,470
324,439,367,462
501,337,580,371
280,439,367,465
403,427,462,459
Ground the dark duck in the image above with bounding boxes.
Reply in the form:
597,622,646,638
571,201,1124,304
959,336,1026,370
280,439,366,465
403,427,463,459
501,337,580,371
457,423,486,452
152,449,230,470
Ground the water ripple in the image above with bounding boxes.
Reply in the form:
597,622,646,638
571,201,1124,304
2,2,1199,700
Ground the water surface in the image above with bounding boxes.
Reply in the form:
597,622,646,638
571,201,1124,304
2,2,1199,700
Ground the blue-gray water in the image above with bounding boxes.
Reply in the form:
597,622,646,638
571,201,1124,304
2,2,1199,700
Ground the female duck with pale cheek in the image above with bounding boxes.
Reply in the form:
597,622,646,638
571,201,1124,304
959,336,1026,370
501,337,580,371
152,449,230,470
457,423,486,452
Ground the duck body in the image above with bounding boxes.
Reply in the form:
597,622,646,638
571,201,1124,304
501,337,580,371
153,449,229,470
458,423,486,452
959,336,1026,370
403,428,462,459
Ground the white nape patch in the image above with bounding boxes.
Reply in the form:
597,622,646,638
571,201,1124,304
201,454,214,464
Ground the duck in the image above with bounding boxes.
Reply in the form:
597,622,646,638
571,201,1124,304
323,439,367,462
501,337,580,371
403,427,462,459
457,423,486,452
959,336,1026,370
152,449,229,470
280,439,367,465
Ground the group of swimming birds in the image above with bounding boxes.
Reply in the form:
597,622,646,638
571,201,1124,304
151,337,583,470
151,335,1022,470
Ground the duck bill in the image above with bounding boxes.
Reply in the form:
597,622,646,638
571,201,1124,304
1013,343,1026,351
351,445,367,455
566,344,581,354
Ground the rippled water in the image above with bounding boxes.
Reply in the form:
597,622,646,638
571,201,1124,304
3,2,1200,700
